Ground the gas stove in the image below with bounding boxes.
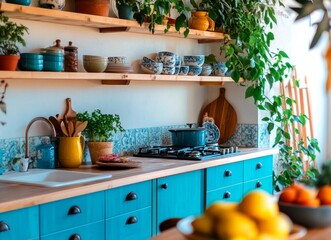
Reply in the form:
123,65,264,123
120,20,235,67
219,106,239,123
134,144,239,161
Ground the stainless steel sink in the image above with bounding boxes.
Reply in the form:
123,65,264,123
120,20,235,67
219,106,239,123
0,169,112,187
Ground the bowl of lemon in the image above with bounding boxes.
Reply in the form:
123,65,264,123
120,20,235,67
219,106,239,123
177,190,307,240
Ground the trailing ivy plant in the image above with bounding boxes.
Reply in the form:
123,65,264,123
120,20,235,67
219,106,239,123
0,80,8,126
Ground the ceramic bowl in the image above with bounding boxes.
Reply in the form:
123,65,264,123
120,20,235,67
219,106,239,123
188,66,202,76
140,62,163,74
20,53,43,60
83,55,107,61
174,66,180,75
108,56,127,65
156,51,176,67
213,61,228,76
184,55,205,67
141,56,158,64
161,66,175,75
18,61,43,71
175,54,182,66
43,61,63,72
39,0,65,9
179,66,189,75
83,59,108,72
42,53,64,62
201,64,213,76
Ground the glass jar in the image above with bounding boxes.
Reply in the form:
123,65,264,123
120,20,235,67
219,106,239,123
36,136,55,169
64,41,78,72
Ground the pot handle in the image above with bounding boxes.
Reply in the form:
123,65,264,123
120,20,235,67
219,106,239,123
186,123,194,128
206,16,215,31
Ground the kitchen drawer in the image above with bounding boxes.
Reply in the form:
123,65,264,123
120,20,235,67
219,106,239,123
206,183,243,207
206,161,243,191
41,221,104,240
106,207,152,240
243,155,273,181
40,191,105,235
0,206,39,240
106,180,152,218
243,176,273,195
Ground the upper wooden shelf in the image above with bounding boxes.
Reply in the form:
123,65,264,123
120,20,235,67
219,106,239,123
0,71,233,85
0,3,225,42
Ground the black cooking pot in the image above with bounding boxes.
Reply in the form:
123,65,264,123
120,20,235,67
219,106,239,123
169,125,206,147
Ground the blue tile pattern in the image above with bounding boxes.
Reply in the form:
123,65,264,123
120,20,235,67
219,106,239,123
0,123,269,172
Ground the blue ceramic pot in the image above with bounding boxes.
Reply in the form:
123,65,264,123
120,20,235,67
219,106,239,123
117,4,134,20
169,127,206,147
6,0,31,6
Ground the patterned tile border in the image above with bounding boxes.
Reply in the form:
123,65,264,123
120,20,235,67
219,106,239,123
0,123,269,173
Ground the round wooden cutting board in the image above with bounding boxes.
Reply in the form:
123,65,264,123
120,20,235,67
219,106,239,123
199,88,237,144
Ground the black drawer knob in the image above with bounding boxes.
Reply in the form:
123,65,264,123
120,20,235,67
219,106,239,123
126,216,138,224
69,234,81,240
0,221,10,232
224,170,232,177
161,183,168,189
68,205,82,215
223,191,231,199
126,192,138,201
256,162,263,169
256,181,263,188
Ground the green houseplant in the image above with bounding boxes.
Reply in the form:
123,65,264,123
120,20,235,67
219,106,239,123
0,15,29,71
76,109,124,163
0,80,8,126
115,0,139,20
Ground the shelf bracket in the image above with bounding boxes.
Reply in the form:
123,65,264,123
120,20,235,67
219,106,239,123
99,27,130,33
102,80,131,85
200,81,225,86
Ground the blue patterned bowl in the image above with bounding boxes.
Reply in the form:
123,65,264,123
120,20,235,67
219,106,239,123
39,0,65,9
156,51,176,67
188,66,202,76
141,56,158,64
179,66,189,75
161,66,175,75
213,61,228,76
175,54,182,66
108,56,127,65
141,62,163,74
201,64,213,76
184,55,205,67
174,66,180,75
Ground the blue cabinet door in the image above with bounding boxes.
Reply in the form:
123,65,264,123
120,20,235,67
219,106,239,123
0,206,39,240
243,176,273,195
206,183,243,207
243,155,273,181
156,170,204,233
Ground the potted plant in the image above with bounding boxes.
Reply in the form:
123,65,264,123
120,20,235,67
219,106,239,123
188,0,215,31
0,15,29,71
76,109,124,163
115,0,138,20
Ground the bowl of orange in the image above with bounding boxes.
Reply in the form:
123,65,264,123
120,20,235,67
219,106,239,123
278,184,331,228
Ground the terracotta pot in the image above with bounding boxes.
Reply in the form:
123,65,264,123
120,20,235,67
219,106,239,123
188,11,215,31
0,55,20,71
75,0,110,17
88,141,114,164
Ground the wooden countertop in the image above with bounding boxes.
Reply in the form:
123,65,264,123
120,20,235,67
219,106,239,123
150,226,331,240
0,148,277,213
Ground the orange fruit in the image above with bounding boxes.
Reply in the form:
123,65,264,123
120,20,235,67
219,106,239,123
279,188,297,203
290,183,305,191
257,212,293,238
300,197,320,207
238,190,279,221
317,185,331,205
295,188,316,205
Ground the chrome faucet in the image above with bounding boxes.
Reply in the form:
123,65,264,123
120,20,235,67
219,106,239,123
25,117,56,159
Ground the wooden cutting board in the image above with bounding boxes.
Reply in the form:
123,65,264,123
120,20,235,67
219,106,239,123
199,88,237,144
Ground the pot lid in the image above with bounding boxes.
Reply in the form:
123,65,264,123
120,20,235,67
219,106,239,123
169,127,205,132
64,41,78,51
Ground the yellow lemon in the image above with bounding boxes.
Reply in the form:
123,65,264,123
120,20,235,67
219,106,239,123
257,212,292,238
238,190,278,221
255,234,281,240
191,215,214,236
215,210,258,240
205,201,238,220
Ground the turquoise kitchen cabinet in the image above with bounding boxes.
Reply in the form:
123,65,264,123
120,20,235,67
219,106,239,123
0,206,39,240
39,191,105,236
243,155,273,182
41,221,104,240
243,176,273,195
156,170,204,233
105,181,152,240
206,183,243,206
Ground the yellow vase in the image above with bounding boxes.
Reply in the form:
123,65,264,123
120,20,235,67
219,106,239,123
58,136,85,168
188,11,215,31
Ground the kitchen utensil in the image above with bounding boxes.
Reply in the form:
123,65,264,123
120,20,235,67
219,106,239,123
169,124,206,147
49,116,62,136
60,121,69,136
74,121,88,137
67,121,74,137
199,88,237,144
64,98,77,122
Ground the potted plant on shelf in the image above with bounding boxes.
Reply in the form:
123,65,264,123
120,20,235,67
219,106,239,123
0,15,29,71
188,0,215,31
76,109,124,163
115,0,138,20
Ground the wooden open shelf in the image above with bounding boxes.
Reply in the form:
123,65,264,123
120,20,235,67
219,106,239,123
0,71,234,85
0,3,225,42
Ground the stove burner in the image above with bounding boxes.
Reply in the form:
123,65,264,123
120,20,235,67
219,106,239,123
134,145,239,161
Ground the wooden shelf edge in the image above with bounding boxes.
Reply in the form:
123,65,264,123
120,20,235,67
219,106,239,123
0,71,234,85
0,3,225,41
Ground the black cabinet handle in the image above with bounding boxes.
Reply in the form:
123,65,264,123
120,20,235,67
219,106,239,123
0,221,10,232
256,181,263,188
161,183,168,189
126,192,138,201
68,205,82,215
224,170,232,177
69,234,81,240
223,191,231,199
126,216,138,224
256,162,263,169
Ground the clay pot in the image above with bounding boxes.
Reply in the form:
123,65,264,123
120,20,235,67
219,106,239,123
0,55,20,71
75,0,110,17
88,141,114,164
188,11,215,31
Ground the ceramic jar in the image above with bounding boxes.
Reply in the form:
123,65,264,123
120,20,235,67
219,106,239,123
58,136,85,168
39,0,65,10
64,41,78,72
188,11,215,31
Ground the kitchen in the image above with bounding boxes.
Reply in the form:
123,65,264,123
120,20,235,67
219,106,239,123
0,0,329,239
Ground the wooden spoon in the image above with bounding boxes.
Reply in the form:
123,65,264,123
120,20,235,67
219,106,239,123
74,121,88,137
67,121,74,137
64,98,77,122
60,121,69,137
49,116,62,136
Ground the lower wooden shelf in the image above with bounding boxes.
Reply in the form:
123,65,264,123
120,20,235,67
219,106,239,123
0,71,234,85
